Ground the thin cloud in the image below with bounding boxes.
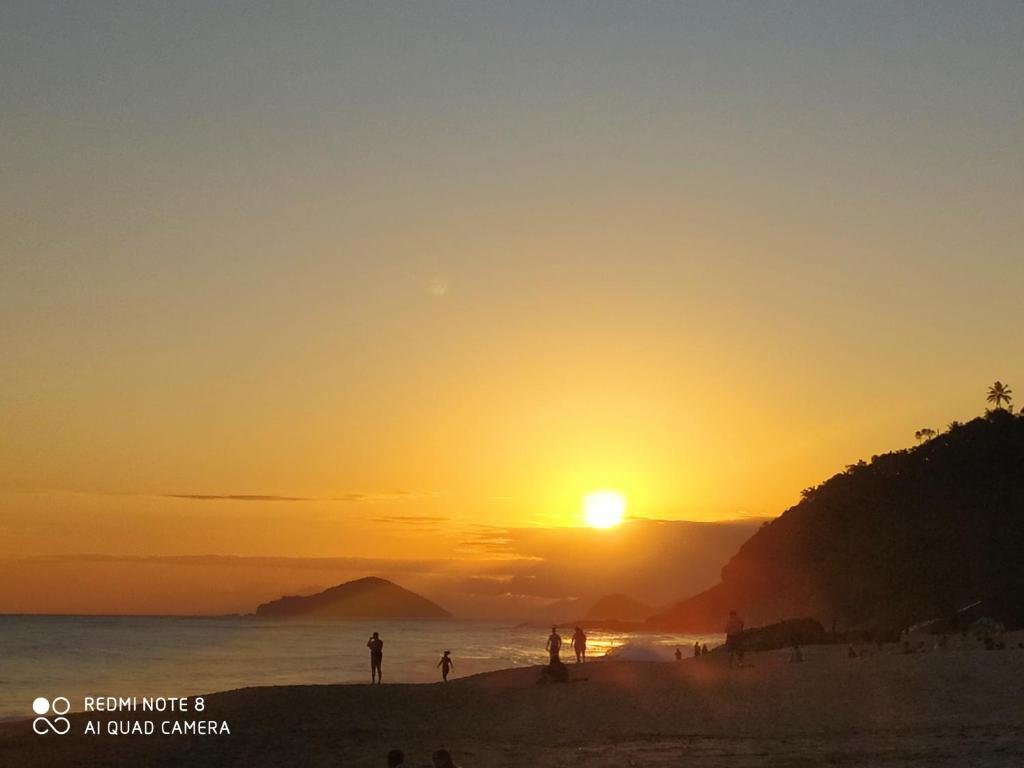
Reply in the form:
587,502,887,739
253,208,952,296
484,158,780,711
22,554,465,572
165,494,313,502
372,515,450,524
162,491,431,503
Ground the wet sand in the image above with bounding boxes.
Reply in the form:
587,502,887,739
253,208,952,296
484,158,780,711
2,642,1022,767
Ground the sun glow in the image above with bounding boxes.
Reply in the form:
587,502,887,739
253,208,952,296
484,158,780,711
583,490,626,529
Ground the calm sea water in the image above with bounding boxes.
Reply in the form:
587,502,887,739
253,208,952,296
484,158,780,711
0,615,719,720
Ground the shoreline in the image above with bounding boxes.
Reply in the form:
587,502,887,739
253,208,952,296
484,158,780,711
3,641,1023,766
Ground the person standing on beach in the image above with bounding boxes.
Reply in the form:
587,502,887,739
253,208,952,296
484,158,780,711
725,610,745,667
693,641,701,657
437,650,454,681
571,626,587,663
546,626,563,663
367,631,384,684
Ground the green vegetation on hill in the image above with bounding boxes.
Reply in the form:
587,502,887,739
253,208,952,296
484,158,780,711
649,409,1024,634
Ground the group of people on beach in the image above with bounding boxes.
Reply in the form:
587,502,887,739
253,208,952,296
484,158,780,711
546,625,588,663
366,632,455,684
367,610,744,686
366,624,590,686
674,640,710,660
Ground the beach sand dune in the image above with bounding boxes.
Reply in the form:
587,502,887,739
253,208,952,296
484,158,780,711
2,643,1022,766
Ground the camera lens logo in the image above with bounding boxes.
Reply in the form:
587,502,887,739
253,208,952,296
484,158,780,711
32,697,71,735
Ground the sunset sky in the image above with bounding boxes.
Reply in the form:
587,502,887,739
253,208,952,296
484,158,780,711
2,2,1022,614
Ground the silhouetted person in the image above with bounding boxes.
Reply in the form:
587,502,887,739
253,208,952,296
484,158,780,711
571,626,587,662
437,650,454,681
387,749,407,768
701,643,709,656
432,748,460,768
693,641,701,658
674,646,682,661
367,631,384,684
546,626,562,663
725,610,745,667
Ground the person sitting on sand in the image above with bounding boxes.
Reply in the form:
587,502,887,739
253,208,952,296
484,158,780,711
725,610,745,668
432,748,460,768
367,631,384,684
546,626,563,663
571,626,587,663
387,749,408,768
437,650,454,681
675,646,683,661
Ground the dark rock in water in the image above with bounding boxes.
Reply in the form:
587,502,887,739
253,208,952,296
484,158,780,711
728,618,828,652
255,576,450,619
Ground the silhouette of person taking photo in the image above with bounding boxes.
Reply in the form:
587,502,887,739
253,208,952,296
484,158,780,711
571,626,587,663
725,610,745,667
546,626,562,663
437,650,454,681
367,631,384,684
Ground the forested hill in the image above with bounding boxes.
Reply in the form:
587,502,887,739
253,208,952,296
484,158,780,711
648,410,1024,634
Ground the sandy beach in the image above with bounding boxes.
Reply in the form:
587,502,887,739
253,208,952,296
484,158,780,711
2,641,1022,767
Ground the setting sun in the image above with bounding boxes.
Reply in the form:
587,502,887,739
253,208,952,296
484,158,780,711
583,491,626,529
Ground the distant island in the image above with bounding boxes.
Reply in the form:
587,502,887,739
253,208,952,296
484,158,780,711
255,576,451,619
582,593,655,623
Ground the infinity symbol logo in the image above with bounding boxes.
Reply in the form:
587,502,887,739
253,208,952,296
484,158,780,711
32,697,71,735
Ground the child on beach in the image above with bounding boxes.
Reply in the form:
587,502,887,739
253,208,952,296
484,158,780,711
437,650,454,681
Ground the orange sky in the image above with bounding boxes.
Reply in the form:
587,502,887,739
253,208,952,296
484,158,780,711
1,3,1022,614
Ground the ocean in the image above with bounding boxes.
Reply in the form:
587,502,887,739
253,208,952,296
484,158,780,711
0,615,719,720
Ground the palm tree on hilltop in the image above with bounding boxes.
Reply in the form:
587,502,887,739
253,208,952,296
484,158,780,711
986,381,1013,410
